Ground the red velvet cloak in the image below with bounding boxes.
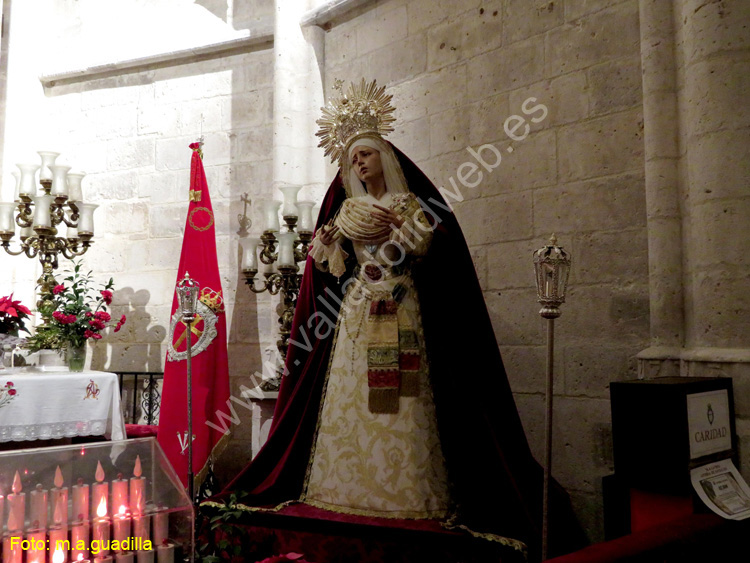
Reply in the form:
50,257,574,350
218,144,586,559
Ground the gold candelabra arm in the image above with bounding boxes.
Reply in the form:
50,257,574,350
243,270,284,295
259,231,279,264
0,235,27,257
59,238,90,260
16,202,33,228
294,232,313,264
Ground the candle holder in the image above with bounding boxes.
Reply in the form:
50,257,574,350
1,153,93,327
241,192,316,391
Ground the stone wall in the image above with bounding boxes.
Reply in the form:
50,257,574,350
0,0,276,482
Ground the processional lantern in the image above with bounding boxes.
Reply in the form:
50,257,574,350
176,271,199,507
532,234,571,560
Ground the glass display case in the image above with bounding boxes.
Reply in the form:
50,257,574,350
0,438,193,563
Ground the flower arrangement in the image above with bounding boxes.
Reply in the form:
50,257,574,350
0,381,17,408
26,261,125,351
0,294,32,335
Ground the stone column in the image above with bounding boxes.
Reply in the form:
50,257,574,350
637,0,684,378
674,0,750,475
272,0,326,196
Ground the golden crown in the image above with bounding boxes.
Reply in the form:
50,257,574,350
316,78,396,164
199,287,224,313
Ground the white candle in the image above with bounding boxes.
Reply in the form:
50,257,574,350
51,466,69,526
71,520,90,560
151,511,168,547
129,457,145,516
20,224,32,240
7,470,25,531
279,185,301,218
132,514,150,544
38,151,60,182
277,232,297,266
261,200,281,232
112,476,128,513
296,201,315,233
135,551,154,563
32,194,55,229
50,164,72,197
155,544,173,563
240,237,260,271
77,203,98,235
115,554,134,563
30,483,49,530
26,529,47,563
93,518,110,556
113,506,131,547
49,526,69,561
11,170,20,201
3,534,23,563
92,461,108,518
72,479,90,521
0,202,16,233
67,172,85,202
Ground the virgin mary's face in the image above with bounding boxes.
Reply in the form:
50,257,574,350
351,146,383,184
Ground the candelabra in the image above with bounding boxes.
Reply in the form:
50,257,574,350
240,186,317,391
532,234,571,561
0,152,96,316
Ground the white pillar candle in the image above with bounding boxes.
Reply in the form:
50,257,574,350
51,466,69,527
277,232,297,266
112,476,128,513
131,514,149,544
0,202,17,233
67,172,85,202
32,194,55,229
2,534,23,563
112,506,130,547
38,151,60,182
20,225,33,240
7,470,25,531
261,200,281,232
26,529,47,563
279,185,301,217
135,551,154,563
115,553,134,563
92,518,110,556
50,164,72,197
296,201,315,233
72,480,90,521
16,163,40,199
30,484,48,530
155,544,173,563
77,203,98,235
71,520,90,560
49,526,69,561
129,456,145,516
240,237,260,271
151,511,168,547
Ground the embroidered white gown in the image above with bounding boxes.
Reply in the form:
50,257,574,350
303,193,451,518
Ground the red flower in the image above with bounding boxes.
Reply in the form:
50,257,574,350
100,290,113,305
92,333,102,340
114,323,122,333
5,382,13,387
84,330,95,339
89,319,106,330
8,389,16,396
120,315,126,324
53,284,65,295
85,312,93,318
94,311,111,322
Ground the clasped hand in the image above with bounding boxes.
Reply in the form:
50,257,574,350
315,204,404,245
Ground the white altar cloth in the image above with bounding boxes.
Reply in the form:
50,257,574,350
0,368,126,442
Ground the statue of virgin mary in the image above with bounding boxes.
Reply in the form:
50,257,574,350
216,80,584,560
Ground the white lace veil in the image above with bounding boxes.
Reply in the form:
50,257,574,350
342,134,409,198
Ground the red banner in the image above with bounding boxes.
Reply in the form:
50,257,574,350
157,143,231,491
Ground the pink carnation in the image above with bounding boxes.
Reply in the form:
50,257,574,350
84,330,95,339
89,319,106,331
100,290,113,305
94,311,111,322
53,284,65,295
91,332,102,340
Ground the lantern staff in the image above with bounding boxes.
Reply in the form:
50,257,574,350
532,234,571,560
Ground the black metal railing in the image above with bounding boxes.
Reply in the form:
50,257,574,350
115,371,163,425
